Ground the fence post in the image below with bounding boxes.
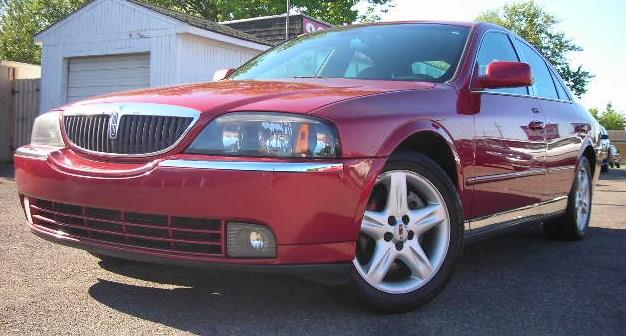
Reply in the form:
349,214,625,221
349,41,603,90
11,79,41,152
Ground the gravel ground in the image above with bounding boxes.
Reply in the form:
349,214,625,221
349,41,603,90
0,167,625,336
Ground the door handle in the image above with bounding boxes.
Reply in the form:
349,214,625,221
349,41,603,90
528,120,545,130
575,124,590,133
531,107,541,114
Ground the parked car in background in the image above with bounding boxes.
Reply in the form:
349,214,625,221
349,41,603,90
609,145,621,168
14,21,601,312
599,126,611,172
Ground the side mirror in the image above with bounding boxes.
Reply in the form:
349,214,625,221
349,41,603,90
475,61,533,90
213,68,235,81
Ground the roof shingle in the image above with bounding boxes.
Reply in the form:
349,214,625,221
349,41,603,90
129,0,272,46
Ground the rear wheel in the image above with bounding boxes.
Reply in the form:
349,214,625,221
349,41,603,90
351,153,464,312
543,157,592,240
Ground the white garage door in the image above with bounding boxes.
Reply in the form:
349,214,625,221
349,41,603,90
67,53,150,103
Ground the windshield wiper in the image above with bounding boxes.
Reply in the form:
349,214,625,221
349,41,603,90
292,76,326,79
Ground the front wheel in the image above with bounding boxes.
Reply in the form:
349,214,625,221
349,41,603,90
351,153,464,312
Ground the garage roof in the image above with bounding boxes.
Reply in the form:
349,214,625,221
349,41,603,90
128,1,272,46
35,0,272,48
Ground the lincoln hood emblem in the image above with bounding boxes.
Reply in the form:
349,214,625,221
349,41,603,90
108,112,120,140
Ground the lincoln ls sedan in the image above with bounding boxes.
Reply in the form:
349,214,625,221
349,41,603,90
15,21,600,312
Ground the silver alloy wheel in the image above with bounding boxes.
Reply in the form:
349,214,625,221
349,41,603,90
575,166,591,231
353,170,451,294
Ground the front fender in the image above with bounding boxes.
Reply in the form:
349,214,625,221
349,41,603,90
377,119,465,192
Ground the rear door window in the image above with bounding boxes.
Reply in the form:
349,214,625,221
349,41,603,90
513,40,559,100
550,70,571,101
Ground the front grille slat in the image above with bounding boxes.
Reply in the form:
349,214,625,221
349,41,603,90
161,117,171,150
29,198,225,257
63,114,193,155
85,116,92,151
154,117,163,153
98,116,108,153
78,117,85,148
94,116,101,152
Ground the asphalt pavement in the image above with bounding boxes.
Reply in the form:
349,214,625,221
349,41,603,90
1,167,625,335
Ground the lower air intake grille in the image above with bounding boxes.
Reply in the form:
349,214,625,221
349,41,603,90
28,198,224,257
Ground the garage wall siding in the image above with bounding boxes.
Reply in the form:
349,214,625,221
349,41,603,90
175,34,259,84
36,0,266,113
38,0,180,112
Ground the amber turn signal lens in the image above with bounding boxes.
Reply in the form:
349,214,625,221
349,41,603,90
295,123,310,155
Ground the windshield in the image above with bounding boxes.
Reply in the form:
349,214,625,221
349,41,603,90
229,24,470,83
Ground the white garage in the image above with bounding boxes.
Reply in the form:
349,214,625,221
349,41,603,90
66,53,150,103
35,0,270,113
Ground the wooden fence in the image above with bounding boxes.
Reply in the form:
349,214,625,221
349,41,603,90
11,79,40,150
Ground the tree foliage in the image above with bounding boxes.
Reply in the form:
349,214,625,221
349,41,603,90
0,0,393,65
590,103,625,130
0,0,88,64
147,0,393,24
477,1,592,97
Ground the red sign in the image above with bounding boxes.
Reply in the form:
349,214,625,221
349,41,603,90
302,17,329,34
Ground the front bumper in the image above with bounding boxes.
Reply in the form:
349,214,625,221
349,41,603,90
15,146,383,265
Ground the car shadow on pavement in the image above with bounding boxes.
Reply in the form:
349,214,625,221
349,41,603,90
598,167,626,182
0,163,15,181
88,224,626,335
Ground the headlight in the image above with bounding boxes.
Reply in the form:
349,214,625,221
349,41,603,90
186,112,340,157
31,111,64,147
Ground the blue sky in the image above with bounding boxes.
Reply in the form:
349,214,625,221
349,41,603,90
370,0,625,113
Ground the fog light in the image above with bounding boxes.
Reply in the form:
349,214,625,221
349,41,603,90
249,231,266,250
227,222,276,258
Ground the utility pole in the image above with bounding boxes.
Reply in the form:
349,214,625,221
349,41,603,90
285,0,290,41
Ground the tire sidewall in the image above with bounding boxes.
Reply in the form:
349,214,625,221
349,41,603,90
568,156,593,237
351,152,464,311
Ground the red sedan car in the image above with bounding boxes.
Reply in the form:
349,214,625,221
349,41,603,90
15,22,600,311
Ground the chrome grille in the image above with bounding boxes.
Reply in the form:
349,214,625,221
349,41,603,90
63,114,194,155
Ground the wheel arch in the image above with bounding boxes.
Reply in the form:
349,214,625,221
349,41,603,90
581,142,597,177
580,145,597,175
377,119,464,194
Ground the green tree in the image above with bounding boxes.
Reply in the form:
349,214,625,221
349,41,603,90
148,0,393,25
0,0,89,64
591,103,625,130
477,1,592,97
589,107,600,121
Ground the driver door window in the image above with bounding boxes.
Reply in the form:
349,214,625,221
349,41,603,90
476,32,528,95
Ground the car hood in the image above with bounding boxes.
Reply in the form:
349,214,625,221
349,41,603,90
65,78,435,116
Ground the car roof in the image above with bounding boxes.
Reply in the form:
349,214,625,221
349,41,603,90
323,21,513,37
366,20,475,28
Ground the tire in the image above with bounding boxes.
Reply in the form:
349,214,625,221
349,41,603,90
350,152,464,312
543,156,592,240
